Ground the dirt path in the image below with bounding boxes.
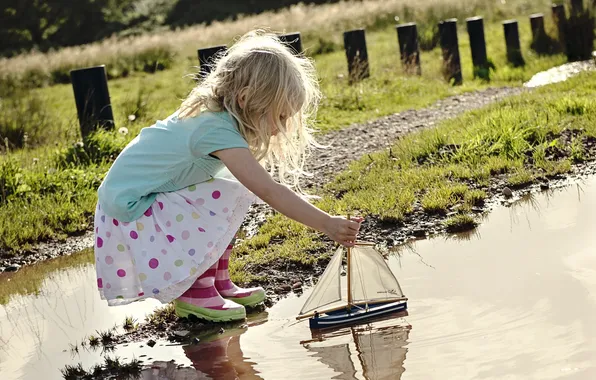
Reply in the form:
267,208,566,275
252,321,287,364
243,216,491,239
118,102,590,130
305,86,525,186
0,86,526,272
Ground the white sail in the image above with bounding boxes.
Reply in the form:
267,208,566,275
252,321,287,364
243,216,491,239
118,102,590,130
349,245,405,304
299,247,346,315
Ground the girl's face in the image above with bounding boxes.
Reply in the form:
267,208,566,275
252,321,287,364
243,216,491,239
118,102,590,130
267,110,291,137
272,113,289,136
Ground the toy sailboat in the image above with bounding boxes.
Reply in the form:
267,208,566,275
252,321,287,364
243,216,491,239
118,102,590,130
296,241,408,329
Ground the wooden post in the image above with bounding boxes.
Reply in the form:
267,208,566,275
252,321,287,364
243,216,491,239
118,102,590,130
197,45,227,77
551,3,567,46
466,16,492,79
529,13,546,41
530,12,556,54
569,0,584,15
503,20,525,66
466,17,488,69
438,18,462,85
396,22,421,75
70,65,115,139
343,29,370,82
279,32,303,55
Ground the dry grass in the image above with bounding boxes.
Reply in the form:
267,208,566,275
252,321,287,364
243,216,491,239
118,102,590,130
0,0,553,90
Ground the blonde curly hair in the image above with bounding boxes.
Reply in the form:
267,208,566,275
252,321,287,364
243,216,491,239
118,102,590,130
178,30,323,193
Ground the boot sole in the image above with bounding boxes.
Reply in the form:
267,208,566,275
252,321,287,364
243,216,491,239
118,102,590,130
224,289,266,307
174,300,246,322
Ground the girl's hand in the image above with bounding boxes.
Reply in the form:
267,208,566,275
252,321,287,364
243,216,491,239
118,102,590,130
323,216,364,247
212,148,364,245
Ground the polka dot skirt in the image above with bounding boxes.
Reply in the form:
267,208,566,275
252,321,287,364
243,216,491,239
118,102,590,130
93,172,259,306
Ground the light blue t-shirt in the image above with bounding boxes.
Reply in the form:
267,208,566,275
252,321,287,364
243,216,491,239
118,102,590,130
97,110,249,222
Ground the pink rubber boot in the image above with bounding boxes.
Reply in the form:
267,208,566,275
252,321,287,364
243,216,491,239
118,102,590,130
174,263,246,322
215,242,265,307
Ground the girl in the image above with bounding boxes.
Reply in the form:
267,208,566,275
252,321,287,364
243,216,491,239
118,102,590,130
93,30,362,323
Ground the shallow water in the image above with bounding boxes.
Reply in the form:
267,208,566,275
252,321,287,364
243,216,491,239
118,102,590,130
524,57,595,87
129,177,596,380
4,175,595,379
0,250,161,380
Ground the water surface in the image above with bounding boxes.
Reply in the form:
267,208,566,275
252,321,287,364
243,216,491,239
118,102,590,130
124,177,596,380
0,250,161,379
3,179,596,380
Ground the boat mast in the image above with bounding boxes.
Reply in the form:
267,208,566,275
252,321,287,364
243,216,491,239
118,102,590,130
347,214,353,307
347,245,352,306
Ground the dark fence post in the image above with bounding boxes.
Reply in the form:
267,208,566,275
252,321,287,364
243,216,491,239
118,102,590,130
529,12,558,54
438,18,462,85
529,13,545,41
343,29,370,82
197,45,227,77
551,3,567,46
396,22,421,75
279,32,303,55
466,16,490,79
503,20,525,66
569,0,584,15
565,0,594,61
70,65,114,139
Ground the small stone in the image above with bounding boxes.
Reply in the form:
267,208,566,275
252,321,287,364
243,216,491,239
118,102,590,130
502,187,513,198
292,282,303,290
172,330,189,338
0,267,5,273
413,228,427,237
5,264,21,272
147,339,156,347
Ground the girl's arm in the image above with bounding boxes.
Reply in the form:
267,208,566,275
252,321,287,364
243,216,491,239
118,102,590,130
212,147,362,246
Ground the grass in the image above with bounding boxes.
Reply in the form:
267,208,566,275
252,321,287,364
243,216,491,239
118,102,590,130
0,0,560,92
123,316,139,332
226,71,596,284
145,303,177,328
61,356,142,380
1,0,568,150
0,0,581,256
443,214,478,233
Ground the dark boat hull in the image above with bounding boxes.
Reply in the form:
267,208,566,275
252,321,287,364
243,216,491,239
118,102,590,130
309,300,408,329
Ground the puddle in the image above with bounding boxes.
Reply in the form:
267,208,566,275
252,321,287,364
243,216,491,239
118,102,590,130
524,55,595,87
4,178,596,379
0,249,161,380
4,177,596,379
71,175,596,380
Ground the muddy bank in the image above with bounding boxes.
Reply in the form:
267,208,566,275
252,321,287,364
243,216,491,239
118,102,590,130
0,85,524,272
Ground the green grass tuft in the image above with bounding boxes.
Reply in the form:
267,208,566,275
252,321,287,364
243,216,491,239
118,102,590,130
443,214,478,233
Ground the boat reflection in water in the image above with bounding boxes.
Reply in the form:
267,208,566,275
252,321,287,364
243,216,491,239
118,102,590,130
301,312,411,380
